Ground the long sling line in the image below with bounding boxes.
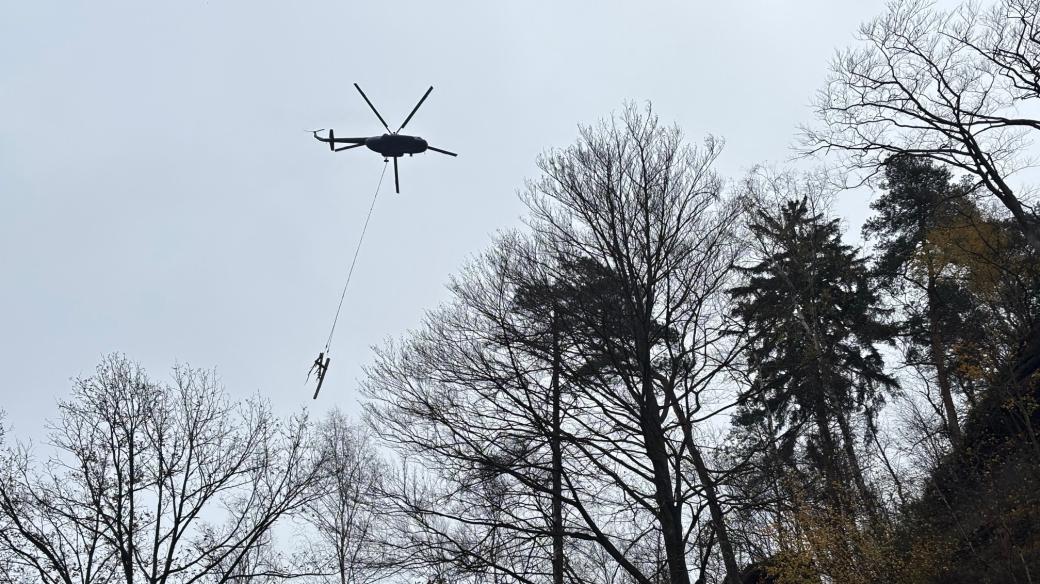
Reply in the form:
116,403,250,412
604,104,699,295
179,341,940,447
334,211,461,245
325,160,389,350
311,160,389,399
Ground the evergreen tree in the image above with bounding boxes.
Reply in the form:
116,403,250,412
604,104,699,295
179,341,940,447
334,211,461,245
863,155,979,447
730,197,897,518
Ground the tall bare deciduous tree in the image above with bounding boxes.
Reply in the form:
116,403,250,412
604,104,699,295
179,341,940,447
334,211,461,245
0,354,324,584
804,0,1040,250
364,106,747,584
526,106,746,584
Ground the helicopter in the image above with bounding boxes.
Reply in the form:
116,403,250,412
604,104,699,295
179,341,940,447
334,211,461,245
312,83,457,193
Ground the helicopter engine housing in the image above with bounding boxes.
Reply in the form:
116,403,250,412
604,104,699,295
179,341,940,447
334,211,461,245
366,134,428,157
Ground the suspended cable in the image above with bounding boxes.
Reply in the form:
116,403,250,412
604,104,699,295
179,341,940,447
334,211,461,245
310,160,389,399
325,160,389,351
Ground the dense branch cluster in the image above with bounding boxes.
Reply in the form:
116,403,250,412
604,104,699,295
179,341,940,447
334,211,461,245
803,0,1040,247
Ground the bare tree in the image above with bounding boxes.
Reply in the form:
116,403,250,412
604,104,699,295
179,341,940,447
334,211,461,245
0,354,324,584
207,531,290,584
362,236,578,584
803,0,1040,250
0,414,23,584
298,409,395,584
525,106,746,584
364,105,747,584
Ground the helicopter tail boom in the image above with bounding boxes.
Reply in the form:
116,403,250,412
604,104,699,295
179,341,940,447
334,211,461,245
312,129,366,151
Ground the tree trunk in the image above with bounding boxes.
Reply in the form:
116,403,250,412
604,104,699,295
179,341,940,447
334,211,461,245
687,443,741,584
812,405,848,513
836,412,880,526
641,404,691,584
551,309,564,584
660,377,741,584
927,276,963,449
637,328,691,584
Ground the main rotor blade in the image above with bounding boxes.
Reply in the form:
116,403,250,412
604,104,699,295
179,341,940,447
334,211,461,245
354,83,391,133
393,157,400,193
397,86,433,132
333,143,366,152
427,145,458,157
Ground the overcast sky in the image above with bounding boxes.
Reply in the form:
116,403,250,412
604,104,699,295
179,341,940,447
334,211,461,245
2,1,901,439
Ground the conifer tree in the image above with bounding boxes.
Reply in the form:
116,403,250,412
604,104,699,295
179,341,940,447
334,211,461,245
863,156,978,447
731,197,896,518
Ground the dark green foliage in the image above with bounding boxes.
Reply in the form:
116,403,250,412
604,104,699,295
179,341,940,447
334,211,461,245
863,155,981,370
730,198,897,456
511,254,685,382
864,156,966,281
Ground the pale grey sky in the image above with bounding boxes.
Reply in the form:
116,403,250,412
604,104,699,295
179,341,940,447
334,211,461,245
1,1,892,438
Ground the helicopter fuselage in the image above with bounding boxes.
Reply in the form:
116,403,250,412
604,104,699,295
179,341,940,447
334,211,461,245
366,134,428,158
